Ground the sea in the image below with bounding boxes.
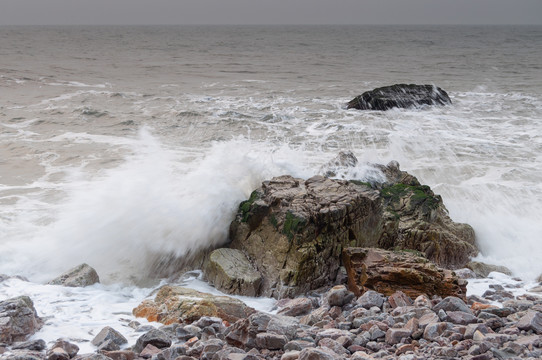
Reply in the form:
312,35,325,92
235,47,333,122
1,25,541,351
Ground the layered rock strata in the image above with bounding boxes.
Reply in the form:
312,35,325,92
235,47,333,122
342,247,467,300
224,158,477,298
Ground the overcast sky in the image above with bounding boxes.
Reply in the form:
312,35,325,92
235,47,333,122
1,0,542,26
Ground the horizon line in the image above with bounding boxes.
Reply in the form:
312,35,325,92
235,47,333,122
1,22,541,27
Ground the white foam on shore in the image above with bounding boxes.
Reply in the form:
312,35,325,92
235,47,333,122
0,274,277,355
466,272,541,306
0,278,154,354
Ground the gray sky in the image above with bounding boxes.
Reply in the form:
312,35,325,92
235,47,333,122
2,0,542,26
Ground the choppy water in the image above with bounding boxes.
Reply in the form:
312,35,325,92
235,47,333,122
1,25,542,347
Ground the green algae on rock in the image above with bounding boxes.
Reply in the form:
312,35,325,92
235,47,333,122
224,155,477,298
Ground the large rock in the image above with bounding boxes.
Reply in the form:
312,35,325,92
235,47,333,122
204,248,262,296
48,263,100,287
517,310,542,334
227,157,476,298
0,296,42,345
132,285,255,325
466,261,512,278
347,84,452,111
342,247,467,299
91,326,127,350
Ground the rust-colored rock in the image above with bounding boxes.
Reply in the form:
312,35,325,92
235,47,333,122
471,302,498,311
132,286,255,325
342,247,466,300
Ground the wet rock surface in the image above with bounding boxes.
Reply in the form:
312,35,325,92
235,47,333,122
0,296,42,345
225,155,476,298
48,264,100,288
347,84,452,111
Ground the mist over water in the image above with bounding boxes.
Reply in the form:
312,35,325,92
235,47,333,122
1,25,541,285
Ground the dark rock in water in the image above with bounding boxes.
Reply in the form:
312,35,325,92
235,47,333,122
48,263,100,287
226,154,476,298
342,248,467,300
0,296,42,345
347,84,452,111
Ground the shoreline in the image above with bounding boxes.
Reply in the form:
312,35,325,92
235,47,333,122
2,269,542,359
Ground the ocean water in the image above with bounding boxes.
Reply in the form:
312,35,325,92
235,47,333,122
1,25,542,348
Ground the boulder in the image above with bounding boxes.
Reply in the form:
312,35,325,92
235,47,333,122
11,339,46,351
227,157,476,298
133,329,171,354
342,248,467,300
433,296,473,314
48,263,99,287
325,285,355,307
423,322,450,341
357,290,385,309
375,164,477,268
47,347,70,360
228,174,380,298
49,340,79,359
388,291,413,309
277,298,313,317
225,312,299,350
517,310,542,334
347,84,452,111
0,296,42,344
91,327,127,349
0,274,29,283
204,248,262,296
132,286,255,325
466,261,512,278
298,347,339,360
319,150,358,178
